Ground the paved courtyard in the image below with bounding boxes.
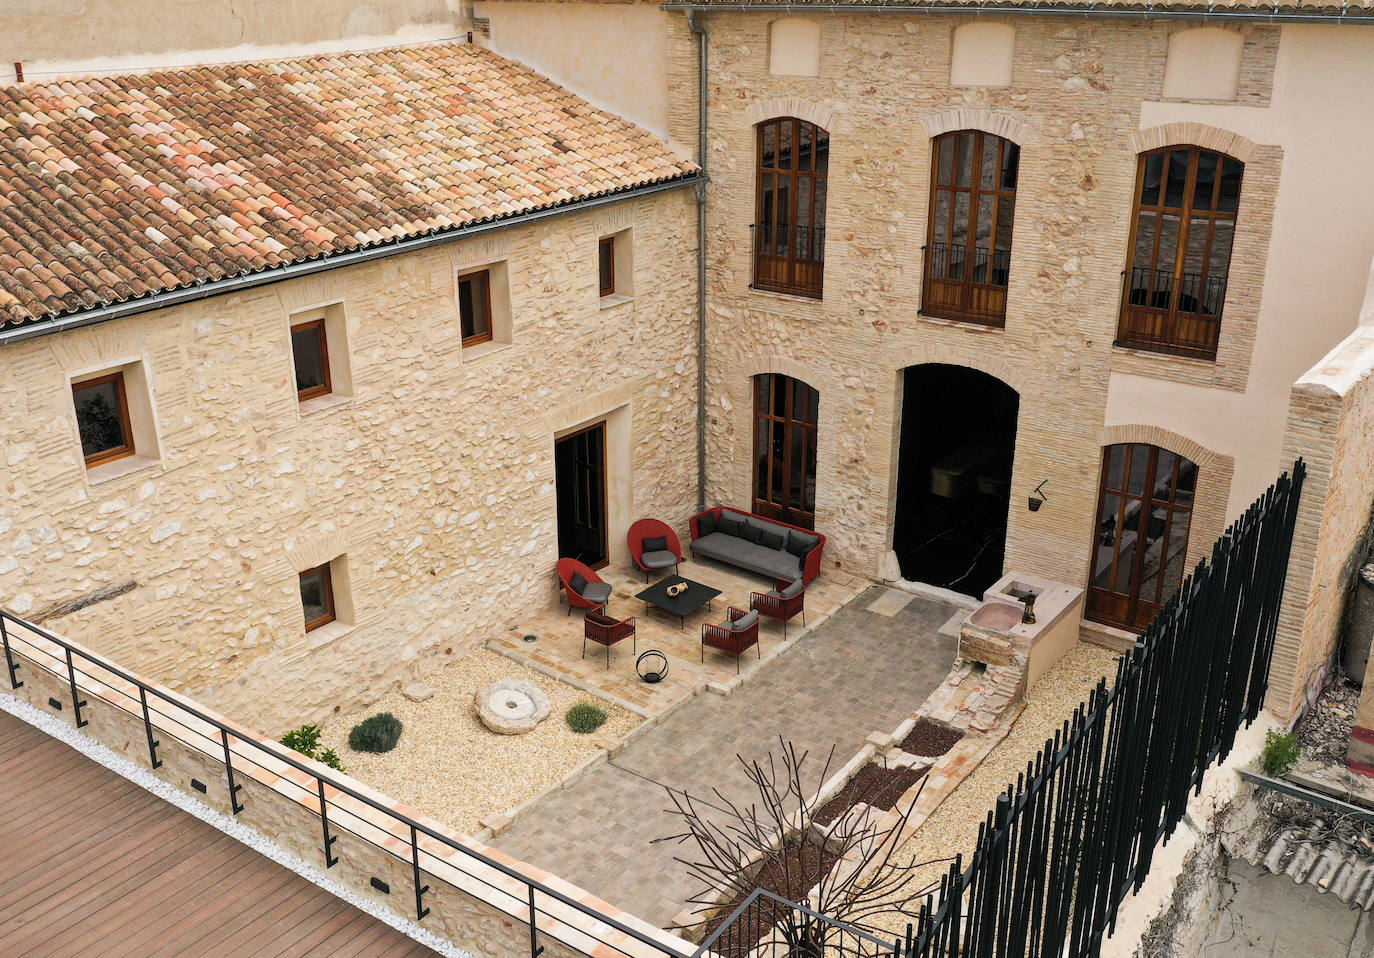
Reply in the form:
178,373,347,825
492,585,961,929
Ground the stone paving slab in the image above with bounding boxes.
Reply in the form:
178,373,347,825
491,586,960,930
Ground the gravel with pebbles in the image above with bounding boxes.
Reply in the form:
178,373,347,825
321,649,640,834
870,643,1123,936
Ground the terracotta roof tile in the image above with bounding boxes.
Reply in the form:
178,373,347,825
0,42,696,329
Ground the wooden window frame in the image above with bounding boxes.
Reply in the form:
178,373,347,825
289,316,332,402
1116,146,1244,361
753,117,828,299
751,373,819,530
72,371,135,468
1085,443,1197,632
921,130,1019,327
598,236,616,297
299,563,336,633
457,269,493,347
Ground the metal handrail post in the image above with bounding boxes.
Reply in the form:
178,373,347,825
138,686,161,768
221,728,243,814
410,824,431,921
64,646,86,727
318,779,338,867
1,614,20,689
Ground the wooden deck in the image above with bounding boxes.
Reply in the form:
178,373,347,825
0,710,438,957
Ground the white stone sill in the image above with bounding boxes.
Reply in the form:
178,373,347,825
599,293,634,311
86,454,162,486
1111,342,1218,368
297,392,353,419
746,285,825,309
916,312,1006,333
305,620,355,652
459,340,516,364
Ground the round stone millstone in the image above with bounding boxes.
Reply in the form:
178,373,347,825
475,678,551,735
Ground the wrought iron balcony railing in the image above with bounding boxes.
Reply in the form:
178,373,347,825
920,242,1011,327
751,223,825,299
1116,266,1228,360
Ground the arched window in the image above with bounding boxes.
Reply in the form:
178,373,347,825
752,374,819,529
753,118,828,299
922,130,1019,326
1087,443,1198,631
1117,146,1243,360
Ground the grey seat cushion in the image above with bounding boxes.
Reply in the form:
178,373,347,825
581,581,613,604
785,530,820,559
769,577,805,599
693,532,803,581
640,549,678,570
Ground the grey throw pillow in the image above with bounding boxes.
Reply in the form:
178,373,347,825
643,535,668,553
717,512,743,537
570,572,588,595
786,531,819,559
731,609,760,631
779,578,805,598
697,511,718,536
759,530,785,551
740,522,764,545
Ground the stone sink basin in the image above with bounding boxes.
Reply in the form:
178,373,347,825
967,600,1024,632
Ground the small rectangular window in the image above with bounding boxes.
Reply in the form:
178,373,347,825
598,236,616,297
458,270,493,346
72,372,134,467
290,317,331,401
299,563,336,632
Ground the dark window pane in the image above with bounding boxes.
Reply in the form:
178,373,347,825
299,565,334,630
799,121,813,173
979,136,996,192
778,120,793,172
956,133,975,187
952,193,970,252
291,322,329,398
1192,151,1218,210
73,376,130,460
1140,152,1164,207
937,135,956,186
1001,142,1020,191
459,272,490,342
762,122,777,169
995,197,1015,261
1218,157,1244,213
814,131,829,176
1164,149,1190,208
598,237,615,295
1127,444,1150,496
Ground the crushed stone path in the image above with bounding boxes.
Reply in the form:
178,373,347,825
492,585,960,929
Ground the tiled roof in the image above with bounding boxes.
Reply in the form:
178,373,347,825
0,43,697,330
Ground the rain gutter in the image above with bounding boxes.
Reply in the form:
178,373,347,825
688,10,710,513
660,2,1374,25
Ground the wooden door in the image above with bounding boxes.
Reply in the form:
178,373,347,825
751,374,818,529
1086,443,1197,631
555,422,608,568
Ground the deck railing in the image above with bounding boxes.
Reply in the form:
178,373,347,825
0,609,694,958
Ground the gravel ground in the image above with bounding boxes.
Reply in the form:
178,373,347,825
320,649,640,834
870,643,1123,936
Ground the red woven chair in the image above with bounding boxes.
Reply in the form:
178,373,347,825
701,607,760,674
750,577,806,639
628,518,682,582
557,557,613,616
583,611,636,669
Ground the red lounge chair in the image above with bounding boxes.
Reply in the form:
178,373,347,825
584,611,636,668
701,606,760,674
750,577,806,639
628,518,682,582
557,557,612,616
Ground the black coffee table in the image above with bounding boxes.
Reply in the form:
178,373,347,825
635,575,723,630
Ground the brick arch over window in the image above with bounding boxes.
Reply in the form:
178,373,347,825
920,108,1038,148
752,116,830,298
885,343,1033,398
1094,423,1233,595
744,99,839,134
1127,123,1258,164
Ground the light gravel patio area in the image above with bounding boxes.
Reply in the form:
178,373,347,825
319,648,640,835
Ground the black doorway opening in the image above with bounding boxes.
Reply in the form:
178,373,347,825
555,422,608,568
893,364,1019,596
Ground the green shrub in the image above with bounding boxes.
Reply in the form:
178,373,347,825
349,712,404,753
565,702,607,734
1262,729,1300,776
280,723,346,772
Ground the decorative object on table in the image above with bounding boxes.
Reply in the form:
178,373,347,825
475,678,551,735
750,576,807,639
636,649,669,684
348,712,403,753
583,610,637,668
556,557,613,616
689,506,826,585
635,574,723,630
701,606,761,674
628,518,683,582
666,582,687,597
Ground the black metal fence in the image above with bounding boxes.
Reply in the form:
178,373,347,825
903,459,1305,958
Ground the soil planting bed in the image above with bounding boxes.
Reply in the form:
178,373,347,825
814,763,927,827
900,717,963,757
699,835,843,958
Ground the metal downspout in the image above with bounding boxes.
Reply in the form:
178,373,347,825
689,10,709,513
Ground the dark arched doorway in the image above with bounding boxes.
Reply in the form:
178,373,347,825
752,374,819,529
893,364,1019,596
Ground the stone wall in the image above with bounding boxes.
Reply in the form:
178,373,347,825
666,13,1280,591
1276,322,1374,726
0,188,699,733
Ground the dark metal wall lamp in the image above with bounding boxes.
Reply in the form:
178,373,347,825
1028,479,1050,512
